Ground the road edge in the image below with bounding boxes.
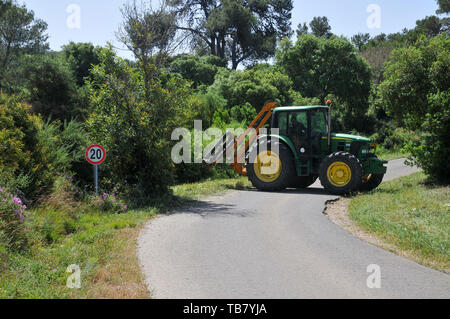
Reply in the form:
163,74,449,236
323,194,449,274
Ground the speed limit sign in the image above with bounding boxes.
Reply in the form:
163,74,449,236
85,144,106,165
86,144,106,195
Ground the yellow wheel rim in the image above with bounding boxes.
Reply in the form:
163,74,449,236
253,151,282,183
327,161,352,187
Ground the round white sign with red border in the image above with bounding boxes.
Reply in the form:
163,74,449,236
85,144,106,165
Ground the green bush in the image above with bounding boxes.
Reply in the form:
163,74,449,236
230,102,257,126
404,90,450,182
370,125,416,150
0,94,90,200
193,91,228,127
379,35,450,183
0,93,55,198
56,120,91,188
172,130,214,184
86,48,191,201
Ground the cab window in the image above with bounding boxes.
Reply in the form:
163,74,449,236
311,110,328,136
276,112,288,135
288,112,307,136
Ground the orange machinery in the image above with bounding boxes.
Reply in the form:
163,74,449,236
203,101,278,176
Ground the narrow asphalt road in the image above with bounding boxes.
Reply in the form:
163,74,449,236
138,159,449,298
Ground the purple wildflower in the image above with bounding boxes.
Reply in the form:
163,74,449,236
13,209,23,221
13,197,22,205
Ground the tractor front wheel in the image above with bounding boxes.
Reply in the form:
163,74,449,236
319,152,362,195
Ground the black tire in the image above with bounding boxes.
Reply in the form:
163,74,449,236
359,173,384,192
319,152,363,195
290,175,318,188
247,143,295,191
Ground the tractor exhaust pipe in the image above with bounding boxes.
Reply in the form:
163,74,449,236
326,99,332,153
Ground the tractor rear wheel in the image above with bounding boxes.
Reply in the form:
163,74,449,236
319,152,362,195
290,175,318,188
247,143,295,191
359,173,384,192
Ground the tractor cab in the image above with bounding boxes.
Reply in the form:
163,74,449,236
272,106,329,160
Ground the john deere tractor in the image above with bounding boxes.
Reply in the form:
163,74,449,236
204,101,387,195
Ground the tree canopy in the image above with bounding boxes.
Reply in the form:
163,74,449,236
62,42,101,86
169,0,293,69
436,0,450,14
351,33,371,52
276,35,372,131
309,16,332,38
0,0,48,89
169,54,227,87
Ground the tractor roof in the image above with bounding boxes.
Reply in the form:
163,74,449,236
273,105,329,112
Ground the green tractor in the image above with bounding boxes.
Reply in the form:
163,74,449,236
205,101,387,195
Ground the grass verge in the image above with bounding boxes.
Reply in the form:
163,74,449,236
345,172,449,272
0,177,250,298
376,146,408,161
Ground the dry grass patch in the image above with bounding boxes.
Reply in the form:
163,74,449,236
87,227,149,299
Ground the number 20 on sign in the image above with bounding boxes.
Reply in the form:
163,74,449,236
85,144,106,195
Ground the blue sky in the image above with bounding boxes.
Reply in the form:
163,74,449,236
21,0,441,59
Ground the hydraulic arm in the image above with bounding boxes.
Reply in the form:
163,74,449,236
203,101,278,176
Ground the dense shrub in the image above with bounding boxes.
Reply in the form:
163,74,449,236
370,125,416,150
0,93,55,198
0,94,90,199
379,35,450,182
56,120,91,188
192,91,228,128
230,102,257,126
86,48,192,200
403,90,450,182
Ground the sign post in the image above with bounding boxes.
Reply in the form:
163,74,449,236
94,164,98,195
85,144,106,195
